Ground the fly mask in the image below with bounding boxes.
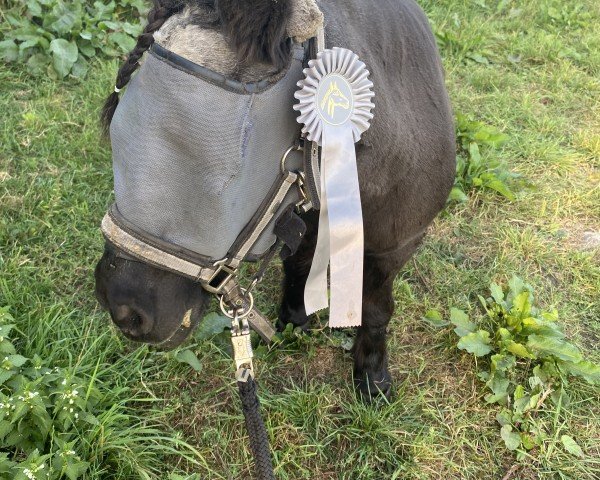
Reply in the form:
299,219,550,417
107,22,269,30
109,43,307,263
102,41,316,342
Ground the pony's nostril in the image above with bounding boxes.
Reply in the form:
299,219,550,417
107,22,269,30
112,305,154,338
128,313,142,329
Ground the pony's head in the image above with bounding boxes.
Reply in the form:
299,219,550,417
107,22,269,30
96,0,322,348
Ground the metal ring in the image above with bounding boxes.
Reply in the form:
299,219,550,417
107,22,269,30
219,291,255,319
280,145,303,174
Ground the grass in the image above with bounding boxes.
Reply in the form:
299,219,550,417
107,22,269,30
1,0,599,478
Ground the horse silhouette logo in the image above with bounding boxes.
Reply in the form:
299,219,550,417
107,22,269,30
319,79,351,123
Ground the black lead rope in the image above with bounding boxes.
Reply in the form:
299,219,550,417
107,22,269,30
228,305,276,479
226,204,308,480
237,370,276,480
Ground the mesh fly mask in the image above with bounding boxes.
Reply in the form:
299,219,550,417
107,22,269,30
101,41,320,342
108,43,307,263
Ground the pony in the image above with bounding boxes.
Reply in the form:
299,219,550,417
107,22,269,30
95,0,455,401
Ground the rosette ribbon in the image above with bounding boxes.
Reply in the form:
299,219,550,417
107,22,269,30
294,47,375,328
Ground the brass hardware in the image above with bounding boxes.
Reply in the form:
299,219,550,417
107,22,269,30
219,290,255,319
204,263,238,294
236,367,252,383
295,172,313,213
231,311,254,376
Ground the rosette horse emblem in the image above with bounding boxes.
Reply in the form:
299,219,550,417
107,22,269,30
294,47,375,328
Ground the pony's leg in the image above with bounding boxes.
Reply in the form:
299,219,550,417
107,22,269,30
277,210,318,331
353,255,397,401
279,212,404,403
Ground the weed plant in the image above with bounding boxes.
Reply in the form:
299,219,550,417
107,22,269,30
0,0,147,78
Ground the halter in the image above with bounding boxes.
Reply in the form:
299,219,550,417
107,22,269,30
102,22,374,380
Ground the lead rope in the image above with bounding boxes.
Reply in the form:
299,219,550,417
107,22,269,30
227,303,276,479
220,32,327,476
237,369,276,480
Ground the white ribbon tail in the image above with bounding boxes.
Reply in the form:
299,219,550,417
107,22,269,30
303,134,330,314
304,123,364,328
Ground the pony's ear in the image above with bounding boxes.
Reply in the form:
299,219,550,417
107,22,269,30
217,0,292,70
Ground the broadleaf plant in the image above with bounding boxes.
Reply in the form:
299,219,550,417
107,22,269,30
0,0,148,79
449,114,520,203
0,307,99,479
427,277,599,457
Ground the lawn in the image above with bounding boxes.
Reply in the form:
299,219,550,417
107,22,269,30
1,0,598,479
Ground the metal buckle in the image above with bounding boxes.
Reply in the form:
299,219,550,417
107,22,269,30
219,290,255,319
204,263,238,294
295,171,313,213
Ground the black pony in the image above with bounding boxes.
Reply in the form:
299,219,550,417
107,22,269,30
95,0,455,401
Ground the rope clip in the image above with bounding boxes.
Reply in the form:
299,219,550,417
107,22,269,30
236,367,253,383
230,310,254,378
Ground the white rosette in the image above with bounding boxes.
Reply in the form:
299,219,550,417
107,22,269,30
295,47,375,145
293,47,375,328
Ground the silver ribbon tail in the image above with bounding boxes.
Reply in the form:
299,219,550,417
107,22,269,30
304,123,364,328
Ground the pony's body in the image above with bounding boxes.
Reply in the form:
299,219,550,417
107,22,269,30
95,0,455,400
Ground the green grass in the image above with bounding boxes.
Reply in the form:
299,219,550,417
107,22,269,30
1,0,599,478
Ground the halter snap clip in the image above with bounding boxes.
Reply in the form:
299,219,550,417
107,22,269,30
231,309,254,379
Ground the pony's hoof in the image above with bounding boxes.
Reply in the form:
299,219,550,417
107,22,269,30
276,303,311,332
354,369,392,403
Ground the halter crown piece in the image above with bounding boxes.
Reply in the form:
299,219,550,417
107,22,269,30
294,47,375,328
